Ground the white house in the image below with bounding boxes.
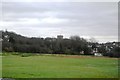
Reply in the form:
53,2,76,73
94,53,103,57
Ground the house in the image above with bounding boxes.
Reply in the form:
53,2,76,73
57,35,63,40
94,53,103,57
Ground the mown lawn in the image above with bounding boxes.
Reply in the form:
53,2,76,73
2,53,118,78
0,55,2,78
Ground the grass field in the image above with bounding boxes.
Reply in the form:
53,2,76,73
0,54,2,78
2,53,118,78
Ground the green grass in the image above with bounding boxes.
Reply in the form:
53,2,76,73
2,53,118,78
0,54,2,78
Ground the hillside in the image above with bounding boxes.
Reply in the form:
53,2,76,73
1,30,120,58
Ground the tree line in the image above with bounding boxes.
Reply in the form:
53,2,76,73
1,30,120,58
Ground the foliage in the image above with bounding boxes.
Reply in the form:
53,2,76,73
1,31,120,58
20,53,32,57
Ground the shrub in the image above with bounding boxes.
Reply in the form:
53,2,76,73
20,53,32,57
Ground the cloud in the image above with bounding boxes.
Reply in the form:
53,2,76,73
2,0,119,2
1,2,118,43
40,17,69,24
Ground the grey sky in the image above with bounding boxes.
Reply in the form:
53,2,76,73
0,2,118,43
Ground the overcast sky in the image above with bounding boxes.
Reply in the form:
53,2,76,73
0,1,118,43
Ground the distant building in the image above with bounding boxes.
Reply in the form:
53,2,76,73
0,38,2,41
57,35,63,40
94,53,103,57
